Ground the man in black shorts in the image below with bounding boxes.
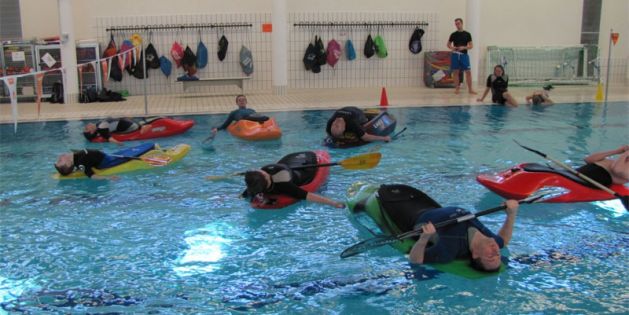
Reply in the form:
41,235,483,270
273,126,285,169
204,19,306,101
577,145,629,186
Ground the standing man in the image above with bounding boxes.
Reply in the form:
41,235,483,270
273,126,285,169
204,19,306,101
447,18,477,95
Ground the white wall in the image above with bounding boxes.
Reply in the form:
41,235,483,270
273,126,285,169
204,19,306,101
17,0,629,87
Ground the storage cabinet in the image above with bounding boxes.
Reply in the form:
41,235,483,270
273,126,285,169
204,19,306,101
0,43,36,97
34,43,102,97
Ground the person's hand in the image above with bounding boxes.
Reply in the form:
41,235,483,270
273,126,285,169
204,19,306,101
211,128,218,134
109,175,120,181
383,136,391,143
476,98,484,102
504,199,519,216
334,201,346,209
618,145,629,153
419,222,436,239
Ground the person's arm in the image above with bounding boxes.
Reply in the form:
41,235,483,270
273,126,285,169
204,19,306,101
477,87,490,102
610,150,629,183
306,192,345,208
525,95,533,104
360,133,391,143
216,111,237,131
409,222,436,264
108,137,123,146
446,34,455,51
542,95,554,105
584,146,628,164
497,199,519,246
465,40,473,51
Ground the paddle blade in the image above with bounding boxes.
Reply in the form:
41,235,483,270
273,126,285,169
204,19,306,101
524,186,569,204
142,156,171,166
391,127,407,140
338,152,382,170
621,195,629,211
206,172,245,181
340,235,399,259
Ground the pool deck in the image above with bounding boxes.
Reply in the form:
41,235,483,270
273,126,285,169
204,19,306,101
1,84,628,123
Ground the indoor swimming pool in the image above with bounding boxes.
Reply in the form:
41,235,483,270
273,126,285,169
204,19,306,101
1,102,627,314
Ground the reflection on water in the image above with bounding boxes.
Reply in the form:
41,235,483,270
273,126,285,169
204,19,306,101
173,222,242,276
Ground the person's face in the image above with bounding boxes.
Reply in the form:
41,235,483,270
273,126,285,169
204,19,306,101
84,123,96,133
455,20,463,31
331,118,346,137
494,67,504,76
236,96,247,108
477,238,501,270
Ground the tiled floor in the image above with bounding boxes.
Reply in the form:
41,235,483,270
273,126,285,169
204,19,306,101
1,84,628,123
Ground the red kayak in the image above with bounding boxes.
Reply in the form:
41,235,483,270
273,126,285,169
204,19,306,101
477,163,629,203
252,150,331,209
90,117,194,142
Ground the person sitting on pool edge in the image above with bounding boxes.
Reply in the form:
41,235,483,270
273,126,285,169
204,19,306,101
409,199,519,272
242,166,345,209
211,95,269,135
477,65,518,107
83,117,154,145
577,145,629,186
326,106,391,143
525,84,554,105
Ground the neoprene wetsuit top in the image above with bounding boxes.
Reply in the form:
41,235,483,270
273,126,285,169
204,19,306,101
216,108,257,130
325,106,367,141
246,164,308,200
73,149,106,178
414,207,504,264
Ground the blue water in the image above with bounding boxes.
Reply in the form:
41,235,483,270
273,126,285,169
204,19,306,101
1,103,628,314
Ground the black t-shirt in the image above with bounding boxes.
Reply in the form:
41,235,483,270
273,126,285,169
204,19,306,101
325,107,367,140
261,164,308,200
73,149,106,178
448,31,472,54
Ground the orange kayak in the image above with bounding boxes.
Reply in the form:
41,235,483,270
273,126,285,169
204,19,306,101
227,117,282,141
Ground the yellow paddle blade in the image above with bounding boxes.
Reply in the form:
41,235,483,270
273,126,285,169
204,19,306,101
206,172,245,181
338,152,382,170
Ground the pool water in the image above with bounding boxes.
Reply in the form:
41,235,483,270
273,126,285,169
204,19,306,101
1,103,627,314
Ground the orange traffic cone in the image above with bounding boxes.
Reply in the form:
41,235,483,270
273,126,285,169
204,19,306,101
380,87,389,107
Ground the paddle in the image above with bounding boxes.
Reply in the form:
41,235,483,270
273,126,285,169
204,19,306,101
391,127,407,140
109,154,171,167
339,187,566,259
206,152,382,181
514,140,629,211
202,132,216,143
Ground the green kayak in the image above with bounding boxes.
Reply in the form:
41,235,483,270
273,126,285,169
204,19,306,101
346,182,505,279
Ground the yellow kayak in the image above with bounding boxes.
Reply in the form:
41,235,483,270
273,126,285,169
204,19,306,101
54,144,191,179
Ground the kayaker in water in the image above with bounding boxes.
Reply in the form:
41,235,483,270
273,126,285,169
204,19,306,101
211,95,269,135
83,118,153,145
326,106,391,143
55,149,116,180
409,199,519,272
578,145,629,186
55,143,158,179
243,166,344,209
525,84,554,105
